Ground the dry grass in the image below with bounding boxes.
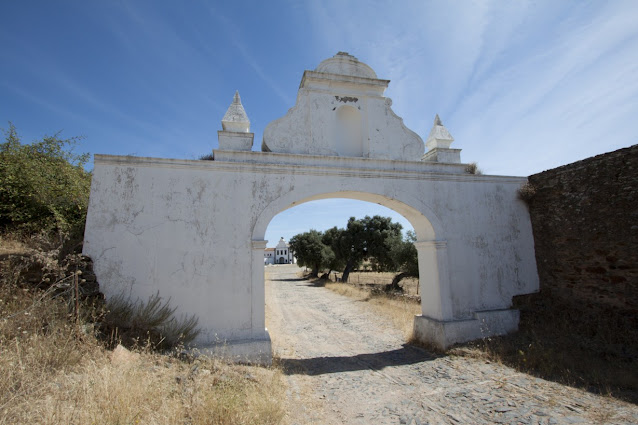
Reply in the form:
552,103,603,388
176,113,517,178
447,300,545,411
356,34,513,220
1,343,286,424
324,282,420,340
0,234,29,256
334,271,420,297
103,292,200,350
449,291,638,404
1,239,287,425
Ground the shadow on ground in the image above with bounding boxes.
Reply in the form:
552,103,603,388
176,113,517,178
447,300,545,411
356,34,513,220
270,277,308,282
451,290,638,405
278,344,438,376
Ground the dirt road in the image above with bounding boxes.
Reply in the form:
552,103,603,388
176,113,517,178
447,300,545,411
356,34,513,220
265,265,637,425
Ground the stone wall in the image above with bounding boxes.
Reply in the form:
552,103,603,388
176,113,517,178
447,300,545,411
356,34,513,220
527,144,638,312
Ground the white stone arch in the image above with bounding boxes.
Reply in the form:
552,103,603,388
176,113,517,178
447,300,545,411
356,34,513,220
84,52,540,363
252,186,445,243
250,187,454,333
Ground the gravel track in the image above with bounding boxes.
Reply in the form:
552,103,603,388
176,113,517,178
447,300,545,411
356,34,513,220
265,265,638,425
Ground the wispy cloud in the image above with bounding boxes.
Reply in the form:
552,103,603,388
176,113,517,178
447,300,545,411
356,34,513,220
451,1,638,174
0,82,85,124
303,0,638,175
205,7,294,106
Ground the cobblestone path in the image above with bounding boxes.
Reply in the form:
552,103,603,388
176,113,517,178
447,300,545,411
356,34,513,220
265,265,638,425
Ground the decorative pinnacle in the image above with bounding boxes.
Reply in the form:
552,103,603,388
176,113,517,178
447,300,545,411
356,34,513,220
426,114,454,150
221,91,250,133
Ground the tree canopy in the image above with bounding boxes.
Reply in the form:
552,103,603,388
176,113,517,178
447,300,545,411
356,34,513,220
0,123,91,241
386,230,419,290
290,215,416,287
322,215,403,283
289,230,336,277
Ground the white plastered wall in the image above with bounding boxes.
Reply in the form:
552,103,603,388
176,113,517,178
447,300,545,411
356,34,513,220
84,151,539,361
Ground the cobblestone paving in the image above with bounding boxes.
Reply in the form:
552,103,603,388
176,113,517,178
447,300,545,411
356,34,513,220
265,265,638,425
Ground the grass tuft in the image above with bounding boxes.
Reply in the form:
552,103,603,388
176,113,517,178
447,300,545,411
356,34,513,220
465,162,483,175
517,182,537,203
103,292,200,350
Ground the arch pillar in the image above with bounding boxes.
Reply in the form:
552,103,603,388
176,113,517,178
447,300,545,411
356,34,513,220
413,238,474,350
251,240,269,337
413,238,521,350
243,239,271,364
414,240,452,321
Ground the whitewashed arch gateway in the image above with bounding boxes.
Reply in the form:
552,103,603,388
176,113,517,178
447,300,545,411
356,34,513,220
83,53,539,364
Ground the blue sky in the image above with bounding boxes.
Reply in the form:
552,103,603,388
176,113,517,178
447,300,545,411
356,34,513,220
2,1,637,246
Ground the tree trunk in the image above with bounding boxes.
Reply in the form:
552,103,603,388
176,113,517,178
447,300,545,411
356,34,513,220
341,260,354,283
310,266,319,278
386,272,411,292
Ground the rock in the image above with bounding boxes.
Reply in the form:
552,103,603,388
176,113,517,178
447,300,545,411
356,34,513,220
109,344,140,366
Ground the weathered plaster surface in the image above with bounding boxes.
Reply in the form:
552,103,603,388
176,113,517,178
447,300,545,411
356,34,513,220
262,53,424,161
84,153,538,357
84,52,539,361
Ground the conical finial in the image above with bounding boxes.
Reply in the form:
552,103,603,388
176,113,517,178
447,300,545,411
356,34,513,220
426,114,454,150
221,91,250,133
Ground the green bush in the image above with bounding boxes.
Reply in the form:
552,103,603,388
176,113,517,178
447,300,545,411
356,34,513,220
0,123,91,240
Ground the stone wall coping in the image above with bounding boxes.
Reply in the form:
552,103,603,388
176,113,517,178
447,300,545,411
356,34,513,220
530,144,637,180
93,152,528,184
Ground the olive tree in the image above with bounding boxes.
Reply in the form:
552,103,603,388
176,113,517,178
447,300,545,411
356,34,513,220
289,229,335,277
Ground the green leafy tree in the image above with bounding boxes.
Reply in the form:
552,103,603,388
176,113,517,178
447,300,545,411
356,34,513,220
0,123,91,242
361,215,403,272
289,229,335,277
323,215,403,283
386,230,419,291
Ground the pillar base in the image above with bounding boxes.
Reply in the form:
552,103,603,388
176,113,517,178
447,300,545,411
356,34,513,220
191,330,272,365
413,309,519,350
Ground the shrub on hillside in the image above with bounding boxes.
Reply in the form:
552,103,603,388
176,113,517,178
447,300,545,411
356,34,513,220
1,237,200,352
0,123,91,243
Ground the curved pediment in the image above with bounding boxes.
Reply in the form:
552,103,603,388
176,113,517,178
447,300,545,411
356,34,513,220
262,52,425,161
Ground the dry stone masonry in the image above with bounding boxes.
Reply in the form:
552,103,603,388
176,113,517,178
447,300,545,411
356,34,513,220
527,144,638,312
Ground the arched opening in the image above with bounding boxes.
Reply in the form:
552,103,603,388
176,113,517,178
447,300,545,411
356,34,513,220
249,190,451,355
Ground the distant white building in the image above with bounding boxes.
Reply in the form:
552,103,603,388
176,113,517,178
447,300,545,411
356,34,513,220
264,237,296,264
